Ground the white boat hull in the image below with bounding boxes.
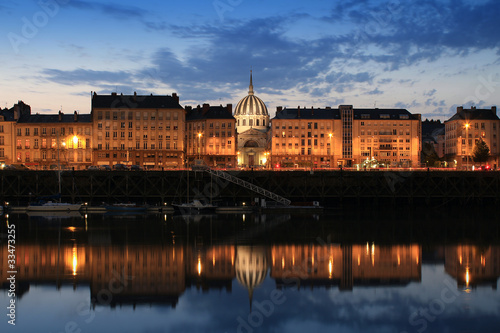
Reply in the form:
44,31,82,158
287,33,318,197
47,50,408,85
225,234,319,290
27,203,82,212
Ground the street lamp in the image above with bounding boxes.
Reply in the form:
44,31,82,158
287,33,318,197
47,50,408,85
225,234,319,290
197,133,202,160
464,123,470,170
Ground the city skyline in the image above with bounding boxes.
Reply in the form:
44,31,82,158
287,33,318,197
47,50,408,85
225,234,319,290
2,0,500,120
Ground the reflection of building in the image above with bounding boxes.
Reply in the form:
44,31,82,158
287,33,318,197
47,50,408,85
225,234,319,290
91,92,185,169
444,106,500,169
445,245,500,289
270,244,421,289
1,239,426,308
271,107,421,167
235,246,268,308
234,72,270,167
185,104,237,167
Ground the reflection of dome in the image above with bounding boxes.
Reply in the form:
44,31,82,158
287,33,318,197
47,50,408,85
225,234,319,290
235,246,268,310
234,73,269,117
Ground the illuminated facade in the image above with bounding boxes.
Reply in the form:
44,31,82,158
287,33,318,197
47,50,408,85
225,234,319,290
271,106,421,167
0,102,24,166
444,106,500,169
185,104,237,167
91,92,185,169
234,72,270,167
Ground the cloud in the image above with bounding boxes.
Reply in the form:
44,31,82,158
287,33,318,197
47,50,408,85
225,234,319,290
42,68,132,85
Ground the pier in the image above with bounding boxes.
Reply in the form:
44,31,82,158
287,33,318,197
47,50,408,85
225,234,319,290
0,170,498,209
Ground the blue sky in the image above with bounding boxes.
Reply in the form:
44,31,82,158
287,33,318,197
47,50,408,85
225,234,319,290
2,0,500,120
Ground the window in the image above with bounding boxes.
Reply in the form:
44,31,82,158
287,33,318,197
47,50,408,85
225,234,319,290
25,128,30,136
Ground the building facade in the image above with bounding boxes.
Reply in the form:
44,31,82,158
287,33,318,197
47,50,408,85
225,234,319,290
185,104,236,167
15,111,92,170
444,106,499,169
271,106,421,168
234,73,270,167
91,92,185,169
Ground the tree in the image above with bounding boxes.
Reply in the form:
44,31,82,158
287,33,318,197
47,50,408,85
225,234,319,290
472,139,490,164
421,142,440,167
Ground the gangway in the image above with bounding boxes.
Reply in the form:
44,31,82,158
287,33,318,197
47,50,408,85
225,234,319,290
192,160,291,206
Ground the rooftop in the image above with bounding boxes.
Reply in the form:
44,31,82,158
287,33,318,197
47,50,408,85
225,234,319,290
92,92,182,109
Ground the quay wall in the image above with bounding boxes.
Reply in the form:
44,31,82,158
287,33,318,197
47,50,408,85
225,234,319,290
0,170,499,208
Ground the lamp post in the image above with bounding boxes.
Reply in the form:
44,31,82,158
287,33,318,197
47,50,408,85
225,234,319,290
328,133,333,167
197,133,202,160
465,123,470,170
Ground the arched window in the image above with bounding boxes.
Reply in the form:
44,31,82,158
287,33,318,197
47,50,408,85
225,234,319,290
249,119,253,126
256,119,260,126
238,119,240,126
243,119,246,126
262,119,266,126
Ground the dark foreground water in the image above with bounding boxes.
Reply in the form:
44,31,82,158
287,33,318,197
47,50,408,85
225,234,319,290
1,210,499,333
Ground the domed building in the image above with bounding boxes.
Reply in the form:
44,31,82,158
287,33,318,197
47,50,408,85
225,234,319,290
234,72,270,167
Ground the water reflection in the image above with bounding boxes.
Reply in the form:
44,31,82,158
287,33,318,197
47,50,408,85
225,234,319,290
0,213,499,333
1,218,499,307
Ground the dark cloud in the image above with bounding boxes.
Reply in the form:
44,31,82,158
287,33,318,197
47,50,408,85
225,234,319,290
42,68,132,85
65,0,144,19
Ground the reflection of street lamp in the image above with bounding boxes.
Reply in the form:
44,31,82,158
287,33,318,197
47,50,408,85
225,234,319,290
72,135,78,147
197,133,202,159
328,133,333,166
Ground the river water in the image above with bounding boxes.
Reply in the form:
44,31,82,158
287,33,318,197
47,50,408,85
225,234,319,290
1,210,499,332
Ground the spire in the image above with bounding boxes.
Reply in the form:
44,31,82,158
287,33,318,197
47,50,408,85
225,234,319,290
248,70,254,95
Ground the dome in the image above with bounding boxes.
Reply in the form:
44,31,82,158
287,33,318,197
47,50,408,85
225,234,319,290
234,72,269,117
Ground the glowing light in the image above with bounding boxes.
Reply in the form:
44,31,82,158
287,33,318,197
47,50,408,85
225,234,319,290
481,255,485,266
328,133,333,138
459,256,462,265
72,245,78,276
398,254,401,266
357,255,360,266
371,242,375,256
328,258,333,279
72,135,78,145
282,257,285,269
464,123,470,129
366,242,370,256
465,267,470,287
197,257,202,276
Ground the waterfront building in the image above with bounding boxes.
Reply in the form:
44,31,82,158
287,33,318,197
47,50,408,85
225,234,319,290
234,72,270,167
185,104,236,167
0,100,93,170
444,106,499,169
271,106,421,168
91,92,185,169
0,101,26,166
422,119,446,159
15,110,92,170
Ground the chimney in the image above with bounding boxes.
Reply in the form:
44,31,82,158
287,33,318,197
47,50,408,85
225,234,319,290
457,106,463,113
492,106,497,115
111,92,117,96
311,106,314,116
74,111,78,122
326,106,331,110
133,91,137,101
276,106,282,113
202,103,210,114
58,110,63,121
172,92,179,103
185,106,192,112
227,103,232,115
298,106,301,118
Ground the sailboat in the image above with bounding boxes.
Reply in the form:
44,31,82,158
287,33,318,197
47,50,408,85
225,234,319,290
172,160,216,214
27,130,81,212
